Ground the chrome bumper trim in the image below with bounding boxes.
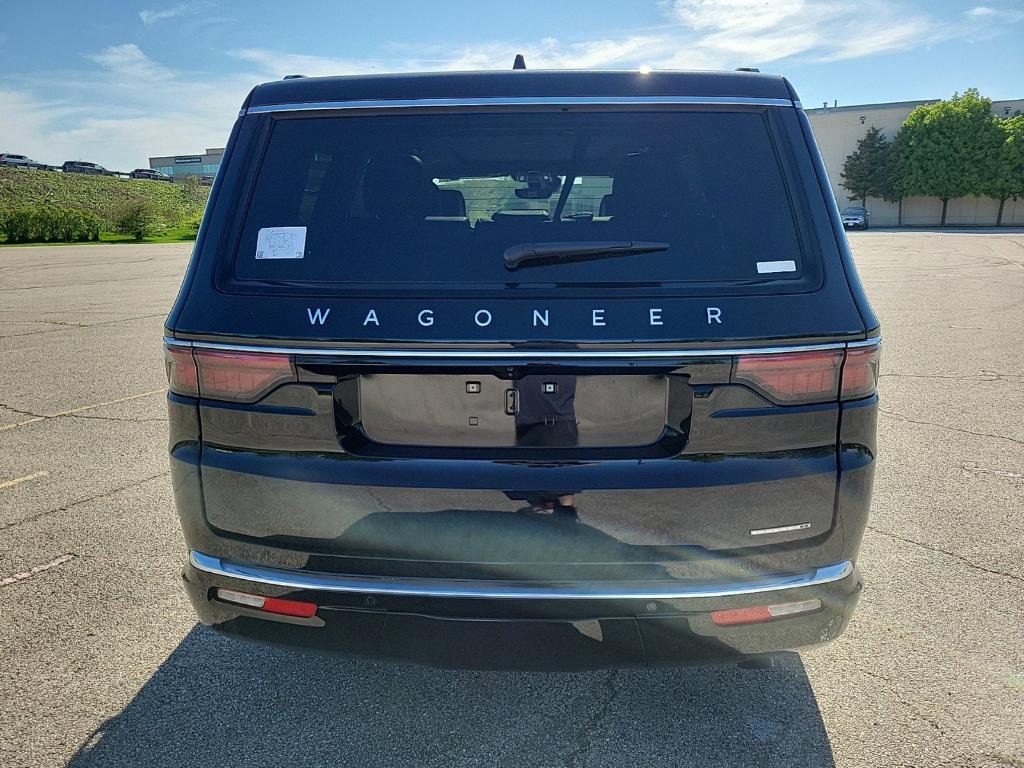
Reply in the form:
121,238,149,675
189,551,854,601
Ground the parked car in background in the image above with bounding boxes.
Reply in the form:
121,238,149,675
841,206,869,230
130,168,173,181
62,160,114,176
1,153,47,169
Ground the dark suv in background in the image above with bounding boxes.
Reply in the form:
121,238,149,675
130,168,172,181
62,160,114,176
165,70,880,670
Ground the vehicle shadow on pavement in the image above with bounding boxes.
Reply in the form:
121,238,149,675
67,625,835,767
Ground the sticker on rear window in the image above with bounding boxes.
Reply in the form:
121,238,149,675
256,227,306,259
756,260,796,274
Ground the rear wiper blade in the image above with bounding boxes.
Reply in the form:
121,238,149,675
503,241,669,270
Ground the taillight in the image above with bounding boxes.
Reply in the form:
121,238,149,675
840,342,881,400
734,350,844,404
193,349,295,402
164,344,198,397
163,343,295,402
733,341,881,405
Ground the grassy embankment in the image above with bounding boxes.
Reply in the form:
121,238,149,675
0,167,210,245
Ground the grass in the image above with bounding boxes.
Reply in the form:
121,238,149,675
0,166,208,245
0,226,198,247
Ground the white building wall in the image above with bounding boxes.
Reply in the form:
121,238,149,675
806,99,1024,227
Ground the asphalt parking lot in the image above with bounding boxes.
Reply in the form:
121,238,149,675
1,232,1022,768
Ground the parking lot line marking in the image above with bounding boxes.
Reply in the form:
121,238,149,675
0,553,75,588
0,389,165,432
0,470,49,490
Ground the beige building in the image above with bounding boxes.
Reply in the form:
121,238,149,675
805,98,1024,227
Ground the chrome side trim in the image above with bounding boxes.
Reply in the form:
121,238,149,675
846,336,882,348
750,522,812,536
244,95,796,115
189,551,854,600
163,336,861,360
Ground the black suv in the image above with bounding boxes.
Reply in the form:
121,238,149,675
130,168,172,181
62,160,112,175
165,70,880,670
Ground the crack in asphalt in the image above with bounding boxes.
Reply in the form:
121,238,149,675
879,371,1023,383
879,409,1024,448
0,471,170,533
563,670,620,768
859,669,946,735
65,413,168,424
0,553,77,588
0,312,168,339
0,390,165,431
866,524,1023,584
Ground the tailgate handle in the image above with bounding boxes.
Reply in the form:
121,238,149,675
504,388,519,416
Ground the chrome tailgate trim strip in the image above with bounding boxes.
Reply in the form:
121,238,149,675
165,336,881,360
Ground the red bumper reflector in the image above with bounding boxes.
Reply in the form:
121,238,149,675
216,588,318,618
711,598,822,626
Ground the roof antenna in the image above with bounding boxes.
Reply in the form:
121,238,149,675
513,54,527,70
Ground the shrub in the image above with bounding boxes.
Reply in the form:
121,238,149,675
183,209,204,234
0,167,210,242
113,200,161,240
0,205,101,243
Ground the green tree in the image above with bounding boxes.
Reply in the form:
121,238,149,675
879,127,909,226
980,114,1024,226
899,89,1002,226
841,126,891,207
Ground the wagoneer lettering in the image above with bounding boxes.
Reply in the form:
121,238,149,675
166,69,879,670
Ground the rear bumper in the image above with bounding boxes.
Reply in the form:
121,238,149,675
183,550,861,670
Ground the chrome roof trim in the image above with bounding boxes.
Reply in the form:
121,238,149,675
190,550,854,600
244,95,797,115
163,336,861,359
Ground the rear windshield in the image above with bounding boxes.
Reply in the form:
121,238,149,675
231,110,807,289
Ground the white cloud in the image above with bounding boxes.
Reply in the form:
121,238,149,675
2,45,252,170
661,0,954,64
3,2,1020,171
139,3,204,27
89,43,175,81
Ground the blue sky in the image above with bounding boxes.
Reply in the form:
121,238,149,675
2,0,1022,170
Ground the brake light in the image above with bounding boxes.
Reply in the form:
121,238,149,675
733,342,881,405
163,343,295,402
164,344,198,397
840,343,881,400
193,349,295,402
734,350,843,404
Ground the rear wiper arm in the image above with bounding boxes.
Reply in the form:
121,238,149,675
503,241,669,270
